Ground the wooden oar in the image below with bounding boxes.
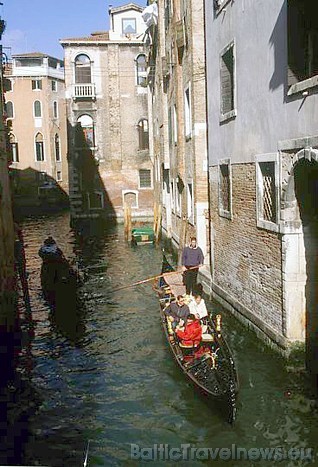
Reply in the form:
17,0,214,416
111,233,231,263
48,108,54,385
112,265,200,292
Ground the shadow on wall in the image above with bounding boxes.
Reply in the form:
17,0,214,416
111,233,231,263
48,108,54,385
269,2,287,93
294,158,318,395
68,121,116,224
9,167,69,218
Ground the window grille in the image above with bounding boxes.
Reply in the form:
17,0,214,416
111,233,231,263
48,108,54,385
220,164,230,212
260,162,276,223
139,169,151,188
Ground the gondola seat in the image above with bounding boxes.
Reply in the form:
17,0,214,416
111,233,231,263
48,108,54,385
178,343,200,357
179,342,199,348
201,333,214,343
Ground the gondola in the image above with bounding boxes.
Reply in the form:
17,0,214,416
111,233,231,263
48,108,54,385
155,255,239,423
39,237,82,308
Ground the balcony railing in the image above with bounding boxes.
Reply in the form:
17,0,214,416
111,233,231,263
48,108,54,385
72,83,96,100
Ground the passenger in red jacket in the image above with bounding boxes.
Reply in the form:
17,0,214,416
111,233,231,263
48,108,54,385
176,314,202,346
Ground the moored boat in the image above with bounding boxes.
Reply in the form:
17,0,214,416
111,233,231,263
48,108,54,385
155,255,239,423
131,226,155,245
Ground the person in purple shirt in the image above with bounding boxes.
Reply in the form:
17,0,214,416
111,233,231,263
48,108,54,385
181,236,204,295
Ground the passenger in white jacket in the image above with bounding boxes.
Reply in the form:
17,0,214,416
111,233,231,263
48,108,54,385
188,293,208,320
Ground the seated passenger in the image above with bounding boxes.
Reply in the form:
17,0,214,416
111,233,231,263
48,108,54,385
188,293,208,320
176,313,202,347
164,295,190,329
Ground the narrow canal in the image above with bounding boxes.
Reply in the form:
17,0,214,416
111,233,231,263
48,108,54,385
11,212,317,466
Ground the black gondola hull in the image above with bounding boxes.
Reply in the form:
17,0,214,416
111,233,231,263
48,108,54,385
156,256,239,423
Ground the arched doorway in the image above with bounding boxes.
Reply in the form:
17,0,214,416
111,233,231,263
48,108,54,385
282,148,318,393
294,156,318,391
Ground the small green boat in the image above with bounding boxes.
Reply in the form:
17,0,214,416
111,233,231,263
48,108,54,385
131,227,155,245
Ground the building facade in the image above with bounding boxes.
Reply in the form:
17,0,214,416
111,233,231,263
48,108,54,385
61,3,154,222
0,15,17,385
4,53,68,208
145,0,209,263
204,0,318,368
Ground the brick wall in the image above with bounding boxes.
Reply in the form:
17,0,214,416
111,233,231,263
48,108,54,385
210,163,283,335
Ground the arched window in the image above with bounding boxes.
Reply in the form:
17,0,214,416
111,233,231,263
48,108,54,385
137,118,149,150
34,100,42,118
35,132,44,161
10,133,19,162
5,101,14,118
75,54,92,84
54,134,61,161
136,54,147,86
53,101,58,119
77,114,95,148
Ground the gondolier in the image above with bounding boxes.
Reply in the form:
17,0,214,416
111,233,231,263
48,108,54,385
181,236,204,296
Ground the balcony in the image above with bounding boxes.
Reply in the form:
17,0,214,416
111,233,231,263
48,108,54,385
72,83,96,100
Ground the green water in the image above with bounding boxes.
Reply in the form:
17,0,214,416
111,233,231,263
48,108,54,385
11,212,317,466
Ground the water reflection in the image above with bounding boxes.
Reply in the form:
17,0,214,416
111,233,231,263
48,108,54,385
6,211,317,466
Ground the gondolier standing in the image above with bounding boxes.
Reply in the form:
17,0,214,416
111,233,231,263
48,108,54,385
181,236,204,296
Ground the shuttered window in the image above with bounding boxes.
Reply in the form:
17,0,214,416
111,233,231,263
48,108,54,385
221,46,234,115
287,0,318,86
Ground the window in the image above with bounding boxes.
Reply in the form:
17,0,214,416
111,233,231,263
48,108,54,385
4,78,12,92
173,104,178,145
51,80,57,91
218,160,232,218
55,134,61,161
34,100,42,118
214,0,230,13
53,101,58,119
168,107,173,147
184,85,192,139
288,0,318,88
122,18,136,34
77,114,95,148
171,180,175,212
10,134,19,162
87,191,104,209
138,119,149,150
75,54,91,84
165,0,172,30
220,42,236,121
187,181,194,223
32,79,42,90
5,101,14,118
260,163,276,222
56,170,62,181
176,177,183,215
139,169,152,188
35,133,44,161
136,54,147,86
256,154,279,231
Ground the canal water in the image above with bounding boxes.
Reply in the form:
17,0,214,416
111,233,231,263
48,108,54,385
10,212,318,466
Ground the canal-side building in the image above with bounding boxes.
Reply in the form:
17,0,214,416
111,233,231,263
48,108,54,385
144,0,209,263
204,0,318,368
4,53,69,209
0,15,17,383
61,3,154,222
